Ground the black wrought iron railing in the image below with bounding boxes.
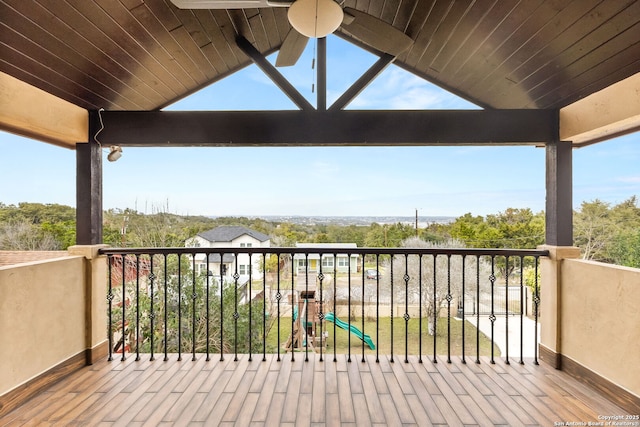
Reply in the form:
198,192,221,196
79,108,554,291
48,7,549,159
99,246,547,365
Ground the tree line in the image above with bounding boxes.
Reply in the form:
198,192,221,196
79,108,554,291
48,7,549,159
1,197,639,268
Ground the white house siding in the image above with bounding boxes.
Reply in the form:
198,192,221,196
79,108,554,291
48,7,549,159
185,229,271,282
228,234,270,278
293,243,359,276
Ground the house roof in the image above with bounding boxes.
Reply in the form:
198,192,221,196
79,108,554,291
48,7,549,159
198,226,270,243
0,251,69,267
206,253,236,263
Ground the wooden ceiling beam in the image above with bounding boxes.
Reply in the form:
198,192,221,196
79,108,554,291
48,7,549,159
560,72,640,147
329,53,395,111
317,37,326,112
94,109,558,146
0,72,88,148
235,36,314,111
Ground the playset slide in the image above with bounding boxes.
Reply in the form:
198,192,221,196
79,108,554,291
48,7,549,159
324,312,376,350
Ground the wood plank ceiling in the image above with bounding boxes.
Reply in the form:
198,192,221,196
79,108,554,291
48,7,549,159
1,0,640,112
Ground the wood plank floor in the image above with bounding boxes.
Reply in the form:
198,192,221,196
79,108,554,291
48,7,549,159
2,353,630,426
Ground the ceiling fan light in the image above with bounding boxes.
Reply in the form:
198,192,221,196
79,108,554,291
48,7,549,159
288,0,343,38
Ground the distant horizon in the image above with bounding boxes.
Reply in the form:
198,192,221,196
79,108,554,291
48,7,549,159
211,214,456,227
5,198,639,220
229,214,456,219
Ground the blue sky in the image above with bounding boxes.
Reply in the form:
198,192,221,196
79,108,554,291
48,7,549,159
2,36,639,218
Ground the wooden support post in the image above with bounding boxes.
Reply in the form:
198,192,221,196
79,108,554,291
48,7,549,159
545,140,573,246
76,110,103,244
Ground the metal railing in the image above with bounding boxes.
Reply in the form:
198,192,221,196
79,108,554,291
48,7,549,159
100,246,547,365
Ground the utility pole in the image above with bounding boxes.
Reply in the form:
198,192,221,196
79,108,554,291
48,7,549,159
415,208,419,237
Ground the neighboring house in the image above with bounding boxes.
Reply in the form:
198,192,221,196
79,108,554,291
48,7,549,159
185,226,271,282
293,243,360,275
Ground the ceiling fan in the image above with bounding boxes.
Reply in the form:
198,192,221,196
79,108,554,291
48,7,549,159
169,0,413,67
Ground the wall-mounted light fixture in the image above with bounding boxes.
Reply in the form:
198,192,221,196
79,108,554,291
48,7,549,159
107,145,122,162
95,108,123,162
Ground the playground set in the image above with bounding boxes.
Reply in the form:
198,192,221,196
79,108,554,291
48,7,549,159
283,285,375,353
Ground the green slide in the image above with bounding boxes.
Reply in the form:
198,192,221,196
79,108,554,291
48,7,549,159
324,312,376,350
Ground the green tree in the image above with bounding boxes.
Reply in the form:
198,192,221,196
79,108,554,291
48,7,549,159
608,230,640,268
364,222,415,247
449,209,544,250
40,220,76,249
110,254,272,355
324,224,367,246
0,220,60,250
0,202,77,249
486,208,544,249
103,205,222,248
314,232,330,243
7,202,75,224
572,197,640,263
448,209,544,278
573,199,615,261
382,237,492,335
448,213,497,247
610,196,640,228
260,253,280,273
271,222,308,246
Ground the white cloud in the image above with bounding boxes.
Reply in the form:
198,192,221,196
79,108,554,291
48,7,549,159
349,68,476,110
616,175,640,183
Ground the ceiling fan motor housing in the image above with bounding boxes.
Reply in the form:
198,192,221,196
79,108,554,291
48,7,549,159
287,0,344,38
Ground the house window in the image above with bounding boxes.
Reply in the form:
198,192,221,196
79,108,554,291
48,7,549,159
197,263,206,274
322,256,334,268
338,257,349,267
240,243,253,248
239,264,249,275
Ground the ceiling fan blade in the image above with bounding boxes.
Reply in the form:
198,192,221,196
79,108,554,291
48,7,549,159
341,8,413,56
276,29,309,67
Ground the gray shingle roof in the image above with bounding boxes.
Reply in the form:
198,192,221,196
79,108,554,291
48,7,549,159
198,226,269,243
206,253,236,263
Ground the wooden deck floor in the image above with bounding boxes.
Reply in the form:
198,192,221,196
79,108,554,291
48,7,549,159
2,353,629,426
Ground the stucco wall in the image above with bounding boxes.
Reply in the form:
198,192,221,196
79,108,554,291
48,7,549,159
0,256,86,396
560,258,640,397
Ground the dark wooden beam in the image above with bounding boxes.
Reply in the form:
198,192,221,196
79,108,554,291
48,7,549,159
76,110,103,244
96,109,558,146
235,36,314,111
329,53,395,111
545,140,573,246
317,37,326,112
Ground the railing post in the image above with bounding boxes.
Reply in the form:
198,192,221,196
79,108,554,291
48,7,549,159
537,245,580,369
68,244,109,364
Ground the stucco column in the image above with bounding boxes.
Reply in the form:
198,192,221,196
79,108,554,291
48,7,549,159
68,244,109,364
538,244,581,369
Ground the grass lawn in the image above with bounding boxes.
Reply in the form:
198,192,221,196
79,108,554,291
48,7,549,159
266,316,500,358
